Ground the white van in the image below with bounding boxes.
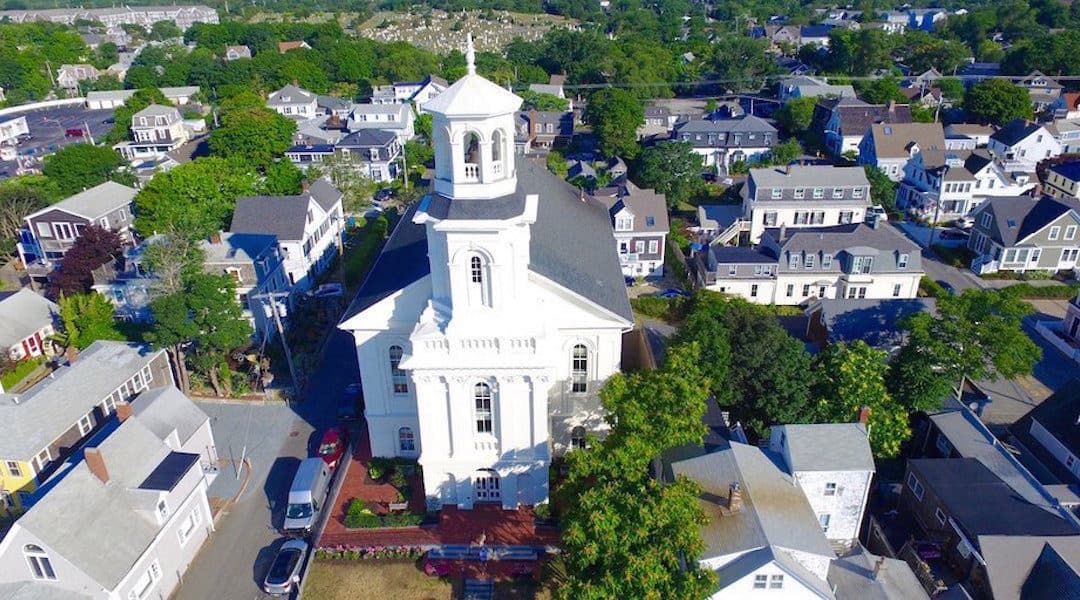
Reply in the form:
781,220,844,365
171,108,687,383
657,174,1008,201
284,457,332,534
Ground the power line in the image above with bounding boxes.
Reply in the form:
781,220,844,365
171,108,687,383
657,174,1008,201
541,73,1080,91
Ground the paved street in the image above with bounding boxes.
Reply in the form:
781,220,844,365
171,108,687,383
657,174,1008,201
174,331,359,600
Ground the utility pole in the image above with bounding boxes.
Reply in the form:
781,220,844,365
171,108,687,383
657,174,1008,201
251,291,300,400
400,147,408,192
928,164,949,248
83,121,93,144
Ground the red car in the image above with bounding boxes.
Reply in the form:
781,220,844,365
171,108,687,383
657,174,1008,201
317,427,348,469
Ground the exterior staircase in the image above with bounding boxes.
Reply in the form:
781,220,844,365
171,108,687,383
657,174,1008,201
463,579,494,600
711,218,749,246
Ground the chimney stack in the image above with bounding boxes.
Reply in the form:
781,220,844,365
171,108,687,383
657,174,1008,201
727,481,743,513
887,100,896,113
873,555,886,579
529,109,538,140
301,180,310,192
116,402,132,422
64,345,78,365
85,447,110,484
779,223,787,242
858,405,871,425
209,231,222,245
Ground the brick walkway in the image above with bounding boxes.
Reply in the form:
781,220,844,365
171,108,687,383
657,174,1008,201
319,426,561,550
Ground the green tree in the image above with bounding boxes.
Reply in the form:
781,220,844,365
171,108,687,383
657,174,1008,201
889,288,1040,412
41,144,126,197
208,107,297,168
964,79,1034,124
774,96,816,136
709,35,777,91
936,77,965,102
771,138,802,166
134,157,258,240
146,272,252,396
586,88,644,159
55,293,126,350
856,76,905,104
519,89,570,112
261,160,304,195
638,141,703,209
813,341,910,457
0,182,49,254
558,344,717,600
414,112,433,140
149,20,183,41
864,165,897,213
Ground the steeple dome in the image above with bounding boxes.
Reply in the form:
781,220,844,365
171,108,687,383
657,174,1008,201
426,33,523,199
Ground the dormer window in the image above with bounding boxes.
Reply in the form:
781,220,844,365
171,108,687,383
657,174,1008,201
771,188,782,199
615,216,634,231
24,545,56,580
794,188,805,199
813,187,824,199
852,256,874,274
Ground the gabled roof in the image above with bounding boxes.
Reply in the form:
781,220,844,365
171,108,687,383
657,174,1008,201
0,289,58,349
974,195,1080,246
0,582,91,600
230,194,317,241
991,119,1045,147
865,122,945,158
671,441,836,560
199,231,275,265
132,103,179,119
130,386,208,446
836,102,912,136
828,545,930,600
306,177,343,213
338,129,397,148
29,181,136,221
339,158,633,324
812,298,936,348
1009,378,1080,483
773,423,874,473
717,546,835,599
595,181,669,234
267,84,315,106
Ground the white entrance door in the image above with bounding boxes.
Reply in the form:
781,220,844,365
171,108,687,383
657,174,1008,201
474,471,501,502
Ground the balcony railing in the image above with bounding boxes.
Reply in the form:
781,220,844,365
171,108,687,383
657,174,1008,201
491,160,503,177
463,163,480,181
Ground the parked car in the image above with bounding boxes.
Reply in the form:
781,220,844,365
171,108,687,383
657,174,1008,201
867,205,889,223
283,458,332,534
373,187,395,202
657,288,689,299
318,426,348,469
308,282,344,299
64,128,85,138
263,538,309,596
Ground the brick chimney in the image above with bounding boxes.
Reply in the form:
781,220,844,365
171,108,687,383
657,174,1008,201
858,405,871,425
529,109,538,140
116,402,133,422
779,223,787,242
886,100,896,114
726,482,744,513
301,180,310,192
64,345,78,365
84,447,110,484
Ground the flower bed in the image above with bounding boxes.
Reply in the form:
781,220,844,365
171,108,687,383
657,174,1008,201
314,545,426,561
345,498,424,529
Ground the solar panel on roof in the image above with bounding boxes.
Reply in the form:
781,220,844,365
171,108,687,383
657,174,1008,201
139,451,199,491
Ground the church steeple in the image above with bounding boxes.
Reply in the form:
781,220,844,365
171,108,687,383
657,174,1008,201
423,34,523,200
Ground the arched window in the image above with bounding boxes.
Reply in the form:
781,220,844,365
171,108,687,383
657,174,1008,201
464,132,481,180
470,256,483,284
389,346,408,394
474,383,493,434
491,129,504,163
24,544,56,581
571,344,588,393
398,427,415,452
571,426,587,450
467,254,490,308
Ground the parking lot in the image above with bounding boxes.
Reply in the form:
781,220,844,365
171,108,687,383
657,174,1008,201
0,105,116,178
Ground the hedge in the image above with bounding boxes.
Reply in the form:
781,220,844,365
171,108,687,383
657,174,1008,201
1004,282,1080,299
630,296,688,320
314,545,425,561
344,498,423,529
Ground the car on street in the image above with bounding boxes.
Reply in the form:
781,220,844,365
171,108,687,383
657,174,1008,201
373,187,395,203
936,280,956,295
938,228,969,241
64,128,85,138
867,205,889,223
317,426,348,469
657,288,689,299
307,282,344,299
263,538,309,596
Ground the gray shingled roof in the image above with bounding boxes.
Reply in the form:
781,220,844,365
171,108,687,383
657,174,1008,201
716,546,835,599
132,103,179,119
991,119,1044,147
130,386,208,446
828,546,930,600
33,181,137,221
339,158,633,323
306,177,343,213
814,298,936,348
774,423,874,472
974,195,1080,246
0,342,162,459
0,582,91,600
596,181,669,234
267,84,315,106
199,232,275,265
836,103,912,136
763,223,921,274
749,165,870,189
671,442,836,560
675,115,778,148
980,536,1080,600
0,289,58,350
230,195,311,241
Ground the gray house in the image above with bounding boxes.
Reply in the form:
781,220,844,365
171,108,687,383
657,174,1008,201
594,180,669,279
674,115,778,170
967,195,1080,274
266,84,318,120
334,129,402,183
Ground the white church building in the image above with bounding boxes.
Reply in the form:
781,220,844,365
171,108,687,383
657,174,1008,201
338,36,634,511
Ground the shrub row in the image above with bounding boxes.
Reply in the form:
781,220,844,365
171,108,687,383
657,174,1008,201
314,545,425,561
344,498,423,529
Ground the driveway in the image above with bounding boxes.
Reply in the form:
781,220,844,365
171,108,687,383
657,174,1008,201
174,331,359,600
890,222,986,292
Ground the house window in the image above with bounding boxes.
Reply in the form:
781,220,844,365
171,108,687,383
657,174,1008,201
750,284,758,298
470,256,483,284
615,216,633,231
177,506,202,546
728,264,737,276
571,426,587,450
764,212,778,227
786,284,794,297
935,508,947,525
794,188,805,199
648,240,659,254
770,574,784,589
981,213,992,228
893,283,902,297
813,187,824,199
24,545,56,581
898,253,909,268
789,255,800,269
571,344,588,393
1050,226,1061,241
853,187,864,198
634,240,645,253
803,284,811,297
474,383,493,434
157,499,169,520
35,222,51,238
1066,226,1077,240
5,460,22,478
398,427,415,452
771,188,782,199
832,187,843,198
805,254,815,269
839,211,853,224
822,254,832,269
77,414,93,436
819,513,831,531
907,473,925,500
824,482,837,496
389,346,408,394
128,561,161,600
753,575,768,589
33,448,51,473
852,256,874,274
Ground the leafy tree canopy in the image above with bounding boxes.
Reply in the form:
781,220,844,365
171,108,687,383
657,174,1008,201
519,89,570,112
41,144,128,197
49,225,123,298
964,79,1034,124
208,106,297,168
55,293,126,350
637,141,704,209
134,157,259,240
586,88,644,159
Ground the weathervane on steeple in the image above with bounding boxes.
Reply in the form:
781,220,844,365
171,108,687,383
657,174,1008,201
466,32,476,76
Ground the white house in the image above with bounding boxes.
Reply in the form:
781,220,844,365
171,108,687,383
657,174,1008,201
229,179,344,291
55,64,97,92
767,424,875,553
739,165,871,243
0,385,217,600
371,75,448,113
338,35,634,510
897,149,1035,222
267,84,318,120
0,116,29,147
346,103,415,143
113,104,191,161
673,115,779,171
987,119,1061,173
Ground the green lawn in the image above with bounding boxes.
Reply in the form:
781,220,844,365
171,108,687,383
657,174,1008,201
303,560,555,600
343,215,391,288
1,356,44,391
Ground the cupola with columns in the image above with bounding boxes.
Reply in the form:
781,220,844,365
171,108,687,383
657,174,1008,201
424,33,524,200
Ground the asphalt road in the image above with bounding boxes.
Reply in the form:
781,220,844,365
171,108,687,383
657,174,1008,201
174,330,359,600
0,106,116,178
